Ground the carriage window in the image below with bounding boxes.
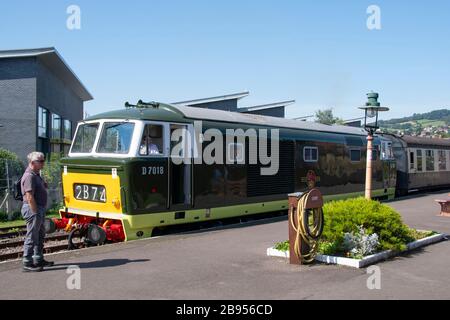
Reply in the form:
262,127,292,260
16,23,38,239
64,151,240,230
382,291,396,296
438,150,447,171
71,123,99,153
97,122,135,154
139,124,164,156
417,150,423,172
303,147,318,162
410,151,415,170
425,150,435,171
350,149,361,162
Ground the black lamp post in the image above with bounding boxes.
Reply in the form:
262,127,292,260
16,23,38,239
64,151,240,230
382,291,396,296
359,92,389,199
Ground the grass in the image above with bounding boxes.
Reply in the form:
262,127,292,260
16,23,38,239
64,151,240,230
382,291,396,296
0,213,60,231
415,119,446,127
0,211,61,231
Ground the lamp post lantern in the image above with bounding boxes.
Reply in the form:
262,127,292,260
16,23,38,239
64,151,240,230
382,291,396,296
359,92,389,200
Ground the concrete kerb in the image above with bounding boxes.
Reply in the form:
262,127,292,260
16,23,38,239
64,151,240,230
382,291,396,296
267,233,448,269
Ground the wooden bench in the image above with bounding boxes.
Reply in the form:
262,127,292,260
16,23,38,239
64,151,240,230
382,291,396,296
436,195,450,217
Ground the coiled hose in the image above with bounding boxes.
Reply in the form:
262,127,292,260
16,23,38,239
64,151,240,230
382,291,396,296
289,191,325,264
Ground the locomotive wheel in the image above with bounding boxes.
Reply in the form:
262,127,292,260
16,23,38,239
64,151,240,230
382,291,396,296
86,224,106,246
68,227,88,250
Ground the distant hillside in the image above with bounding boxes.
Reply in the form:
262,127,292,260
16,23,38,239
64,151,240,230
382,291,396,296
379,109,450,126
378,108,450,138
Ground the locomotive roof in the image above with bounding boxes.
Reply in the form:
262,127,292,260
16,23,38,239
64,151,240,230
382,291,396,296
85,102,368,136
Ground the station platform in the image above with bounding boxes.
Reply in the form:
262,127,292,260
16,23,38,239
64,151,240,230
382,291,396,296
0,190,449,300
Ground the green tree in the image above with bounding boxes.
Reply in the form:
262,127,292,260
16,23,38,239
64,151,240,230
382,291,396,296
315,109,345,125
0,148,24,190
412,122,423,136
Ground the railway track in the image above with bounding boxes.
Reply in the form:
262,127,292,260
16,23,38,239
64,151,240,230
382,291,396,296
0,232,70,262
0,244,70,262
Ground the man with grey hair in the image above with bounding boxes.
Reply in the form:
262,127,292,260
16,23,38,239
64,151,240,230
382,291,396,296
20,152,54,272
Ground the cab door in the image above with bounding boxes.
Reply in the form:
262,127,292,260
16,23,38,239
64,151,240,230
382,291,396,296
129,122,169,214
168,123,194,211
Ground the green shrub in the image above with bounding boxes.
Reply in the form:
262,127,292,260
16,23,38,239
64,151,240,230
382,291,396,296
0,148,25,189
0,211,8,222
274,241,289,252
41,153,62,188
322,198,414,252
47,201,64,216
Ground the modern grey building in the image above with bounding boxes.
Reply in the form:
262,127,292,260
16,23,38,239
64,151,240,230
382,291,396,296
172,91,295,118
0,47,93,162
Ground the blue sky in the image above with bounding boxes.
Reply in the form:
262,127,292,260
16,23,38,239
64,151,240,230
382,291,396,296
1,0,449,120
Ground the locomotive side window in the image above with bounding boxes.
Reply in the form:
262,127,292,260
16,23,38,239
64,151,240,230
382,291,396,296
425,150,435,171
417,150,423,172
438,150,447,171
303,147,318,162
140,124,164,156
350,149,361,162
97,122,135,154
71,123,99,153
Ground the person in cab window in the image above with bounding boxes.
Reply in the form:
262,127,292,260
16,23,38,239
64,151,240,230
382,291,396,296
140,125,162,156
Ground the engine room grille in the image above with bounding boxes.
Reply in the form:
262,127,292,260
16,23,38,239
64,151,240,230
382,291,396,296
247,140,295,197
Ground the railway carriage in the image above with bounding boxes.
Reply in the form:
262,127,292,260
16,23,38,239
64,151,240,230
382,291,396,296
54,102,397,244
382,134,450,195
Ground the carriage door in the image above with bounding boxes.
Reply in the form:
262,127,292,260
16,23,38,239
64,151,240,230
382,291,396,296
169,124,193,209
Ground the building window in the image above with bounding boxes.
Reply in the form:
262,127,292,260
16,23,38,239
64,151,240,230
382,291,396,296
350,149,362,162
38,106,49,138
303,147,318,162
426,150,435,171
52,113,61,139
63,119,72,140
438,150,447,171
51,143,61,154
417,150,423,172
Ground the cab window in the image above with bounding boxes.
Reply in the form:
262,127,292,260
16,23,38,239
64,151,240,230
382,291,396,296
71,123,99,153
139,124,164,156
381,141,394,160
97,122,135,154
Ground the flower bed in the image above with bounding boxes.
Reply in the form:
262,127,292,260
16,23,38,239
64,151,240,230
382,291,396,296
268,232,446,268
268,198,447,268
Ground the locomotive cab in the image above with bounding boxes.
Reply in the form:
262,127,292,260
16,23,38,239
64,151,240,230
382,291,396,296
57,113,196,242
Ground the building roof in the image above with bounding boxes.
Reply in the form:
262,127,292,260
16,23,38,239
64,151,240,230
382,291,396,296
86,102,367,136
172,91,249,106
0,47,93,101
238,100,296,113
